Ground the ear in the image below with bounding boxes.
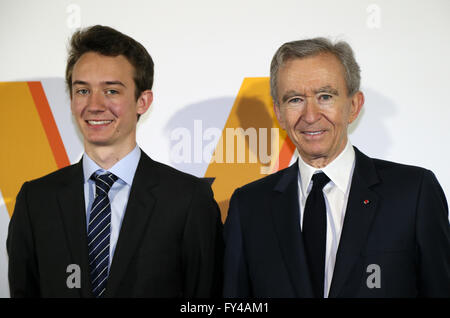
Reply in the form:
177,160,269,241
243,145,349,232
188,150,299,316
136,90,153,115
348,91,364,124
273,102,286,130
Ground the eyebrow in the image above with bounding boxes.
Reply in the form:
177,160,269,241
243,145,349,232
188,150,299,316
313,85,339,96
72,80,127,88
281,86,339,103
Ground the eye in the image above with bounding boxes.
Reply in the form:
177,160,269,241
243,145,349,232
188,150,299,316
288,97,304,104
105,89,119,95
76,88,89,95
318,94,333,102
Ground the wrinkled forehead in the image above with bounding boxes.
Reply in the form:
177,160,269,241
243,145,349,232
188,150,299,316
277,53,347,95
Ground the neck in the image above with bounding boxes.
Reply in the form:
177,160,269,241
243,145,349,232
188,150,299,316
85,142,136,170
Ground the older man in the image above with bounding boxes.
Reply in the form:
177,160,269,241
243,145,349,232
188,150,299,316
223,38,450,297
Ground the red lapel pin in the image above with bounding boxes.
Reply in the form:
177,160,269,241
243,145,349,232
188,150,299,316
363,199,370,205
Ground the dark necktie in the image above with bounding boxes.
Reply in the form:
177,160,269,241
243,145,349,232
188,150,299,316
302,172,330,298
87,172,118,298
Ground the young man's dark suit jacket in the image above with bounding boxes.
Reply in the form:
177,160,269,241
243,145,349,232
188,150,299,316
7,150,223,297
223,147,450,297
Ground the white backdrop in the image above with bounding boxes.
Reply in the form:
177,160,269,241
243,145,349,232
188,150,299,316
1,0,449,297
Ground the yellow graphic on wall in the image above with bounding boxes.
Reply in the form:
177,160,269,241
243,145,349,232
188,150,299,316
0,82,70,217
204,78,295,221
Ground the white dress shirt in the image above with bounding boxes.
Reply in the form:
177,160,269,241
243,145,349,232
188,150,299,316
297,140,355,297
82,145,141,271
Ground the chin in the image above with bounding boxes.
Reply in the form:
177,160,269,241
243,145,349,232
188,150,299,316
85,138,114,147
298,142,327,154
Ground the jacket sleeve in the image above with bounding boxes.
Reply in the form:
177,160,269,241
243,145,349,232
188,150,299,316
223,188,251,297
181,180,224,297
7,182,40,297
415,170,450,297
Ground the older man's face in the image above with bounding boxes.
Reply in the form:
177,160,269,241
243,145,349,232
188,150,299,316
274,53,363,168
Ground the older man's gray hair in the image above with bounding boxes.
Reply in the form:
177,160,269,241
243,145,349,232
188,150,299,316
270,37,361,105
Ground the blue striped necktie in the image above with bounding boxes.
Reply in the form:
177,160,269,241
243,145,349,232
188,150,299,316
87,172,118,298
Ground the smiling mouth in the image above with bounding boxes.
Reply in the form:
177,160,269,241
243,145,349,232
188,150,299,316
86,120,113,125
302,130,325,136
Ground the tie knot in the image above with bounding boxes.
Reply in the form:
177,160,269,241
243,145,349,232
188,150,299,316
91,172,118,193
311,172,330,190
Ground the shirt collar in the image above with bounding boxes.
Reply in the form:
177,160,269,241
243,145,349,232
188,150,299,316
298,140,355,195
82,145,141,186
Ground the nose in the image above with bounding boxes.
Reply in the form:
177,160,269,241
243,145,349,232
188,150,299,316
302,98,321,124
86,90,106,113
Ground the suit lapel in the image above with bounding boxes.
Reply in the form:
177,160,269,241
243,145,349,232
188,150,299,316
328,147,380,297
57,160,92,297
271,162,315,297
104,152,159,297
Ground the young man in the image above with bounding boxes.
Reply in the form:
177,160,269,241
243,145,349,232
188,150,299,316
7,25,223,298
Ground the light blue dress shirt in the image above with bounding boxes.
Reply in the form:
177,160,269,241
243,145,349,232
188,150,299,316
82,145,141,270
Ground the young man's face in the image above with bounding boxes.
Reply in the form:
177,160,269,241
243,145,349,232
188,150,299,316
70,52,152,151
274,53,363,167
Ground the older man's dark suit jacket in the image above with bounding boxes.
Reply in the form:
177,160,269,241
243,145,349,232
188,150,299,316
7,150,223,297
223,147,450,297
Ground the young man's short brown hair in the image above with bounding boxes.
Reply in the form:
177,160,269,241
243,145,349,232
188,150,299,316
66,25,154,101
